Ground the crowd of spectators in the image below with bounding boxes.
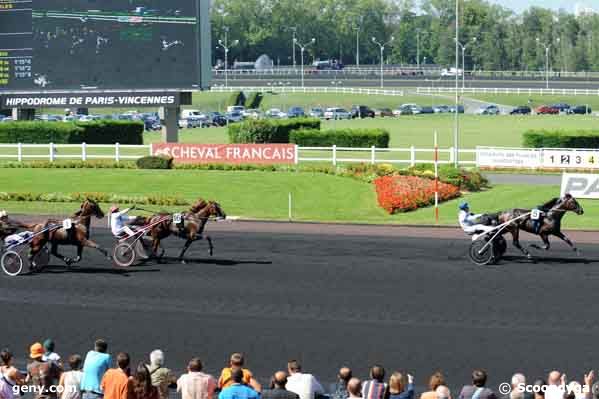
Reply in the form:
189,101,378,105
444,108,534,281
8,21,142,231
0,339,597,399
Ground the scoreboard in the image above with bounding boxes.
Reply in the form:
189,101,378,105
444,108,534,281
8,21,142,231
0,0,211,92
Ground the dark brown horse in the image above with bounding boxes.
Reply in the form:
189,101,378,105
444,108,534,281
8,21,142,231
495,194,584,258
147,198,227,263
28,199,110,268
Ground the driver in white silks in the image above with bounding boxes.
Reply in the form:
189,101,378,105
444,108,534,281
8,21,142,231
458,202,496,237
1,209,33,246
109,205,139,237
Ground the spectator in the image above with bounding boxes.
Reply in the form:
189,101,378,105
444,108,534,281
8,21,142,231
388,372,414,399
545,372,564,399
58,355,83,399
1,367,20,399
218,369,259,399
42,339,62,368
506,374,532,399
286,360,324,399
100,352,131,399
436,386,451,399
218,353,261,392
262,371,299,399
27,342,62,399
177,358,216,399
129,363,159,399
146,350,176,399
0,349,25,385
332,368,352,399
81,339,112,399
363,366,387,399
458,370,496,399
347,378,362,399
421,372,446,399
531,379,545,399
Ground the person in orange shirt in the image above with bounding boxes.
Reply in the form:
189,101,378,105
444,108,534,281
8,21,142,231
100,353,131,399
217,353,261,393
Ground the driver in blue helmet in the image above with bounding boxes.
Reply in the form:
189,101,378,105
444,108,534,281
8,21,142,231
458,202,495,236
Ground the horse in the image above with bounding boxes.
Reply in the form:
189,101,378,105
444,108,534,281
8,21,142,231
146,198,227,264
494,194,584,258
28,199,110,268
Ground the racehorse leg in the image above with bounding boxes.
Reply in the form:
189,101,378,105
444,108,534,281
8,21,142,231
51,242,73,266
554,231,580,254
510,229,533,259
206,235,213,256
178,238,194,264
80,238,110,259
530,234,551,251
73,244,83,264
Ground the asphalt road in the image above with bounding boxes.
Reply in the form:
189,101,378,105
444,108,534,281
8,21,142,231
2,226,599,393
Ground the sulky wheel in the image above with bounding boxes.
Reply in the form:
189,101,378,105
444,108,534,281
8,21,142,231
468,238,497,266
1,251,23,276
113,243,136,267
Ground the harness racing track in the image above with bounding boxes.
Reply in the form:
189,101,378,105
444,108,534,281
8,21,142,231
2,222,599,389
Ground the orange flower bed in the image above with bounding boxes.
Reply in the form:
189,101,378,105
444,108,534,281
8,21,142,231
374,175,461,214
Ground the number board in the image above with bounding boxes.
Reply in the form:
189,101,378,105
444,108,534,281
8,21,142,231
543,150,599,169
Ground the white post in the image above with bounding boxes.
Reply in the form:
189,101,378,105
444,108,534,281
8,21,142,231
115,142,120,163
410,145,415,167
288,192,292,222
371,145,376,165
17,142,22,162
49,142,55,162
449,146,455,164
434,131,439,223
81,142,87,161
149,143,153,156
332,144,337,166
294,144,299,165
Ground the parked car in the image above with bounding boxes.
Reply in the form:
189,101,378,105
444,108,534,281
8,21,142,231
536,105,559,115
208,112,228,126
375,108,394,117
510,106,531,115
433,105,451,113
351,105,375,119
476,104,500,115
287,106,305,118
309,107,325,118
420,106,435,114
181,109,204,119
265,108,287,119
393,104,415,116
551,103,570,113
324,107,351,120
567,105,592,115
226,105,245,113
225,111,244,122
243,109,263,119
401,104,422,114
449,105,465,113
38,114,63,122
0,116,12,122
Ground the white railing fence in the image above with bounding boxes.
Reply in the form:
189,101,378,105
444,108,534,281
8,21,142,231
210,86,405,97
0,143,476,166
417,87,599,96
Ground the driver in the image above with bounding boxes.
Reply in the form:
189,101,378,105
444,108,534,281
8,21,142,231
109,205,139,237
458,202,496,235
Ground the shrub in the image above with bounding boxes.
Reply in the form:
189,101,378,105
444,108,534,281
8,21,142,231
408,164,488,191
290,128,390,148
374,175,461,214
0,120,143,144
228,118,320,143
0,191,188,206
245,92,264,109
523,129,599,148
136,155,173,169
227,91,246,107
0,160,136,169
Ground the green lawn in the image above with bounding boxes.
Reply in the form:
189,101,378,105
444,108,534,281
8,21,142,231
1,168,597,228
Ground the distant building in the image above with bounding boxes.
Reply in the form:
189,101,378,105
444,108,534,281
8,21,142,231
574,3,596,17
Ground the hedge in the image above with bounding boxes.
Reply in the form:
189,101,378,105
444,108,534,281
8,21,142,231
523,129,599,148
290,128,390,148
245,92,264,109
0,120,143,144
0,191,188,206
136,155,173,169
228,118,320,143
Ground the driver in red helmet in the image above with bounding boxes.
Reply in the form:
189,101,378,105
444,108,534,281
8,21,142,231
109,204,139,237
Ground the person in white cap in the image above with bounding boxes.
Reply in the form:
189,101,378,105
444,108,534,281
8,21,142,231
109,205,139,237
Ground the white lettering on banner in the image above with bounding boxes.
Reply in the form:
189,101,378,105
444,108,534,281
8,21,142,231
3,94,177,108
476,147,542,168
561,173,599,199
152,144,297,165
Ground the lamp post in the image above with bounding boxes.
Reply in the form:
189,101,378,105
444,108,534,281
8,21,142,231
454,0,459,167
372,36,394,88
455,37,477,89
217,27,238,88
355,16,364,68
288,27,297,69
416,29,428,70
294,37,315,88
536,37,560,89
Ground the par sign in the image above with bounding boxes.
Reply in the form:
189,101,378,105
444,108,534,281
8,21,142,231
561,173,599,199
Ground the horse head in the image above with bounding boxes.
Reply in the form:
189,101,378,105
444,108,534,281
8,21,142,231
206,201,227,220
80,198,105,219
556,193,584,215
190,198,208,214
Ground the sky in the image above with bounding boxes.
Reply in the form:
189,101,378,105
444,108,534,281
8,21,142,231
487,0,594,13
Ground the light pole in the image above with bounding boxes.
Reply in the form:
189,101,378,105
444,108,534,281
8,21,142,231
536,37,559,89
355,16,364,68
288,27,297,69
294,37,315,88
416,29,428,69
454,0,459,167
455,37,476,89
217,28,238,88
372,36,394,88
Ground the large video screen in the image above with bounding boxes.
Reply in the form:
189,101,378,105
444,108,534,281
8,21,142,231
0,0,209,91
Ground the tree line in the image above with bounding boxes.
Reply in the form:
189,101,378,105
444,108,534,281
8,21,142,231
210,0,599,72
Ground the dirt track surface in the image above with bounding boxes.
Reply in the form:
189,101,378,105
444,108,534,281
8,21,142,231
2,220,599,393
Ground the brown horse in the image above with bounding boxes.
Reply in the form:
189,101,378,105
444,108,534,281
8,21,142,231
495,194,584,258
28,199,110,268
147,198,226,263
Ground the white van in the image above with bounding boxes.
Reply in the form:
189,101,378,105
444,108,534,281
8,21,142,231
181,109,204,119
226,105,245,113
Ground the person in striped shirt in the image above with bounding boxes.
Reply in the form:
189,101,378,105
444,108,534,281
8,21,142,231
362,366,387,399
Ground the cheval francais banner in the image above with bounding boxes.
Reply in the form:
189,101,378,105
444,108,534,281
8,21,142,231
151,144,297,164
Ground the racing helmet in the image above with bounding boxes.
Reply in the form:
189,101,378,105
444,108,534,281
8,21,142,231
0,210,6,218
109,205,119,213
458,202,469,211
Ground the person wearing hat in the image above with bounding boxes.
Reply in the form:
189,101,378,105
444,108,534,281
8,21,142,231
458,202,495,236
42,339,62,368
109,205,139,237
26,342,61,399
